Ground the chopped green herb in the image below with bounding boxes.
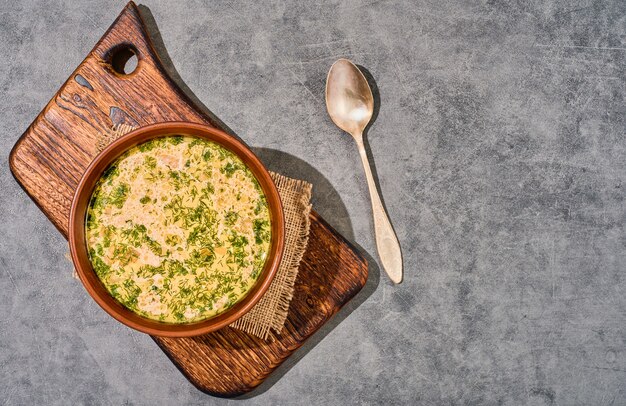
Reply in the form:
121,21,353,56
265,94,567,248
144,155,157,169
221,161,242,177
169,136,184,145
224,211,239,226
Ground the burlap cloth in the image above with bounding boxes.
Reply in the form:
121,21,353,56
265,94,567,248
70,125,312,341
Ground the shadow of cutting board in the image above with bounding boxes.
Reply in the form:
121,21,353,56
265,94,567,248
9,1,367,397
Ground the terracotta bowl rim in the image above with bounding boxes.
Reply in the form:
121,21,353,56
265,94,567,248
68,122,284,337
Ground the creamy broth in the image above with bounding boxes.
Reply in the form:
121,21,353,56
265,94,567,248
85,136,271,323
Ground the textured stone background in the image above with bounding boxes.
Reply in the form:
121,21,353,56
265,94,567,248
1,0,625,404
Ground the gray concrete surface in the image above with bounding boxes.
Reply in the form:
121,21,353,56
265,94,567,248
1,0,625,404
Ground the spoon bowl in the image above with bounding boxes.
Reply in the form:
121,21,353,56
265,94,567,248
325,59,374,138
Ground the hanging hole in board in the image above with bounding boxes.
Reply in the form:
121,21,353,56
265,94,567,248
109,46,139,75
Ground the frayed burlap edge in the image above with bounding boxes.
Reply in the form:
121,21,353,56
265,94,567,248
68,124,312,341
97,123,136,152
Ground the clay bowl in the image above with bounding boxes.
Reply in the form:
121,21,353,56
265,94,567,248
68,122,284,337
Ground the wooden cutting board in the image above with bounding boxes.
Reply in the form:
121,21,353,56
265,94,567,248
9,1,367,397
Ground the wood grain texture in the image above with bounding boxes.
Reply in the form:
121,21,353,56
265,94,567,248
9,1,367,397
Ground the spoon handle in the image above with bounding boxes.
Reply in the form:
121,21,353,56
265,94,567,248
355,138,403,284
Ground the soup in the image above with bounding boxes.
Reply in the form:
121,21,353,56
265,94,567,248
85,135,271,323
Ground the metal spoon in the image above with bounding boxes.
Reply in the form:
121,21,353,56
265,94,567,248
325,58,403,284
